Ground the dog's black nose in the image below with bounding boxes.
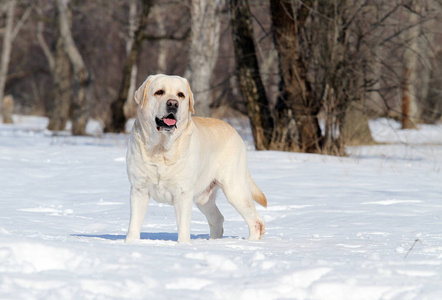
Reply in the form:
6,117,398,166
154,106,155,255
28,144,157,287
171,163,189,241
166,99,179,110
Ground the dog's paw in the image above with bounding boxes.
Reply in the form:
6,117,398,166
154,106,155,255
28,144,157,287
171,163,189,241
248,220,265,240
125,234,139,243
177,236,191,243
209,227,224,239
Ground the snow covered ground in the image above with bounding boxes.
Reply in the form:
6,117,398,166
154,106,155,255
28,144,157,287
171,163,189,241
0,115,441,300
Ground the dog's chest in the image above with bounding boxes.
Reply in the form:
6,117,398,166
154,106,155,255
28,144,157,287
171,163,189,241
146,164,182,204
129,152,194,204
127,128,199,204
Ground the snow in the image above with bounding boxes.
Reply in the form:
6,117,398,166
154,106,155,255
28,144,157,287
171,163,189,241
1,115,442,299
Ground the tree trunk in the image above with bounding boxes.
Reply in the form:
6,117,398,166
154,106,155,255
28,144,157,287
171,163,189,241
229,0,273,150
152,4,168,74
0,0,15,124
270,0,323,153
402,68,416,129
2,95,14,123
37,5,72,131
422,49,442,123
107,0,152,133
401,2,421,129
270,69,298,151
123,0,139,120
341,101,374,146
56,0,91,135
186,0,222,117
47,35,73,131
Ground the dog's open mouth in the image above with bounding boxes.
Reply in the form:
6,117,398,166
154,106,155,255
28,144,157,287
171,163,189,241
155,113,177,131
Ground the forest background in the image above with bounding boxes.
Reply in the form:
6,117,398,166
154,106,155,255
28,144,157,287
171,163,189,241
0,0,441,155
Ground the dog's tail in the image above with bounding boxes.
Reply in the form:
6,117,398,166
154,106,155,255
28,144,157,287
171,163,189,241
248,171,267,207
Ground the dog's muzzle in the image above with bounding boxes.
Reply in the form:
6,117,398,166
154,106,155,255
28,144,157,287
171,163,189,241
155,113,177,132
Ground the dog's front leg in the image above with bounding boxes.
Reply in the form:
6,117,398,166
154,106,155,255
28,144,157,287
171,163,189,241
126,187,150,243
173,193,193,243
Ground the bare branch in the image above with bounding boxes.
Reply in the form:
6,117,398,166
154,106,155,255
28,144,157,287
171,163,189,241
56,0,87,77
35,6,55,71
379,18,429,48
404,239,421,259
144,29,190,41
11,5,33,41
0,0,15,119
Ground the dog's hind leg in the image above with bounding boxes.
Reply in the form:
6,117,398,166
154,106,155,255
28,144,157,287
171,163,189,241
221,179,265,240
196,187,224,239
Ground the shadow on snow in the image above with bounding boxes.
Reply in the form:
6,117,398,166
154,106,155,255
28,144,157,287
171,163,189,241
72,232,239,242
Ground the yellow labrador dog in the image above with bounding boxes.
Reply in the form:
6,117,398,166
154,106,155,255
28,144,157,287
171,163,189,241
125,74,266,243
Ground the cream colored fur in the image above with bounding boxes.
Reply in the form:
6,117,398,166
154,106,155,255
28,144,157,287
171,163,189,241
125,74,266,243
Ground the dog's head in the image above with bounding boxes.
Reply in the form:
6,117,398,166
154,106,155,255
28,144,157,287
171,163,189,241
134,74,195,133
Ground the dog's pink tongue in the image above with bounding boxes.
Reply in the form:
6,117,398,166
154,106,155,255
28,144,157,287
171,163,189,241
164,118,176,126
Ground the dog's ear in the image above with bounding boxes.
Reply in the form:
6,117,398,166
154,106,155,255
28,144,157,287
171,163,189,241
134,75,155,108
185,80,195,114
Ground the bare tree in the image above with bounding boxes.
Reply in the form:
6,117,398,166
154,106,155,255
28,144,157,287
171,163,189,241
107,0,190,132
37,4,73,131
48,33,73,131
423,48,442,123
123,0,141,120
0,1,15,123
229,0,274,150
152,4,168,74
420,2,442,124
107,0,152,133
2,0,440,147
56,0,91,135
401,1,421,129
270,0,320,152
230,0,394,154
0,0,31,123
0,0,190,127
186,0,223,117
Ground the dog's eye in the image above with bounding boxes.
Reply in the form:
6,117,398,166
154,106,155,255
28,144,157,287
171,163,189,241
154,90,164,96
177,92,185,98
